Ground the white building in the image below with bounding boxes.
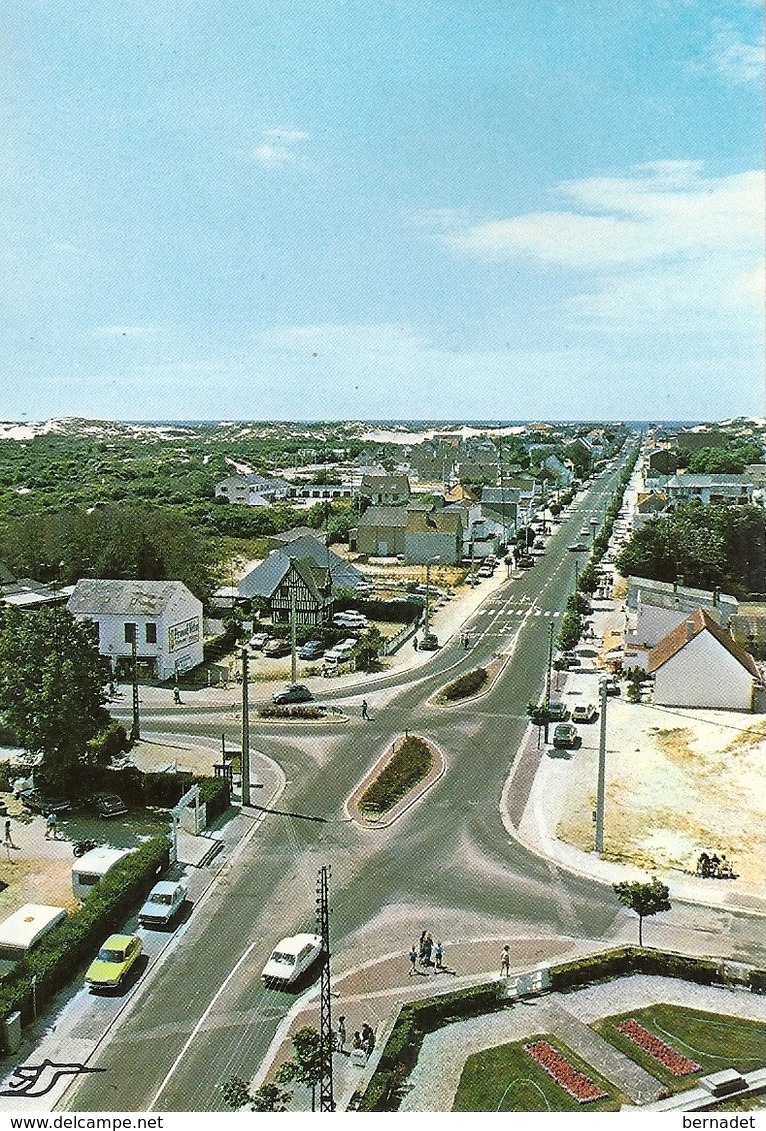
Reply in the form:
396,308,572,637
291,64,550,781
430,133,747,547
68,579,203,681
647,608,761,710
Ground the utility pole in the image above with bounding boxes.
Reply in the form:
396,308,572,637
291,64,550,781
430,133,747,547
544,620,554,744
130,636,140,741
240,647,250,807
594,677,609,853
316,865,334,1112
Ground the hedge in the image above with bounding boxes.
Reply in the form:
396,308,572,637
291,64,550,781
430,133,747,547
0,835,170,1024
549,947,720,992
358,736,433,815
359,981,505,1111
258,704,327,720
442,668,488,702
81,764,231,823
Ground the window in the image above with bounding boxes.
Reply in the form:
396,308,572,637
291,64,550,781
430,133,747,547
124,623,137,644
145,622,157,644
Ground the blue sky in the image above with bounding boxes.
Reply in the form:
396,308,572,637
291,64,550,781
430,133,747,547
1,1,763,422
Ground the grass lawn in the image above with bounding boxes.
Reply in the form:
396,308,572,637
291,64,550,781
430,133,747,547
452,1034,624,1112
593,1005,766,1093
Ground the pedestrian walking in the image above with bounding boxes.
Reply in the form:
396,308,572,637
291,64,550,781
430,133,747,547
413,636,418,651
4,819,16,849
422,932,433,966
336,1015,347,1054
45,812,58,840
361,699,369,720
500,944,511,978
418,929,427,963
464,633,470,650
361,1023,375,1054
173,686,182,704
434,940,443,970
409,944,418,975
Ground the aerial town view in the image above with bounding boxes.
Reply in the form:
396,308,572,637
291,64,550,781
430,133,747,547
0,3,763,1127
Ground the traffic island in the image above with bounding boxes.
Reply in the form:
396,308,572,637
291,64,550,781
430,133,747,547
429,653,508,708
347,734,445,828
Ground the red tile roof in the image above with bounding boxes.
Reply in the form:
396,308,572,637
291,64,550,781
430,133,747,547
647,607,760,679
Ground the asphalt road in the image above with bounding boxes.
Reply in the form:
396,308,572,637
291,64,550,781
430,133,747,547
65,460,766,1112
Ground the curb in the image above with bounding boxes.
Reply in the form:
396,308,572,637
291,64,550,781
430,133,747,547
345,735,446,830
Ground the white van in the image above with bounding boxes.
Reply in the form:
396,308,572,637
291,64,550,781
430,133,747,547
72,847,132,900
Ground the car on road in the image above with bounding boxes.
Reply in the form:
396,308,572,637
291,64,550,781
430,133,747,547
552,723,580,749
249,631,270,650
86,933,143,990
517,556,535,569
298,639,324,660
419,633,439,651
567,543,587,553
261,932,324,986
263,637,291,658
92,793,128,818
272,683,314,705
138,879,187,928
571,704,598,724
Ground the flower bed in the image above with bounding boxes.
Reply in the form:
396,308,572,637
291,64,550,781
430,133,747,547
524,1041,608,1103
617,1019,700,1075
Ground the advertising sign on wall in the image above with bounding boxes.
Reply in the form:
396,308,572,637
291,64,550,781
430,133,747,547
168,617,201,653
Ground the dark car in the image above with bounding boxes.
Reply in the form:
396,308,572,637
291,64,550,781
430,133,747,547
517,557,535,569
552,723,579,749
272,683,314,705
20,790,71,815
420,633,439,651
92,793,128,818
603,677,621,696
568,543,588,553
263,638,291,658
546,701,569,721
299,640,325,660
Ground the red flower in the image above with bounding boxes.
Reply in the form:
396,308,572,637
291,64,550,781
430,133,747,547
525,1041,608,1103
617,1019,700,1076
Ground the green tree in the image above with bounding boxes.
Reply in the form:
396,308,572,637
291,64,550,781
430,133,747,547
0,606,109,792
557,608,582,651
276,1026,329,1112
221,1076,293,1111
353,625,384,671
613,877,671,946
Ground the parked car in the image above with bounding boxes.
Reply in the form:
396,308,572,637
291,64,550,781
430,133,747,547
332,611,368,629
263,637,291,658
138,879,187,928
477,564,494,578
298,639,324,660
602,677,621,696
518,557,535,569
20,790,71,815
85,933,143,990
261,932,324,986
546,701,569,721
567,543,587,553
272,683,313,705
92,793,128,819
420,633,439,651
572,703,598,724
249,631,270,649
354,580,374,595
561,652,581,669
552,723,580,749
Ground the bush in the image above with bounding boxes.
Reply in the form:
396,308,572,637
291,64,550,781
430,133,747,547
549,947,719,992
258,704,327,719
359,736,433,815
442,668,488,701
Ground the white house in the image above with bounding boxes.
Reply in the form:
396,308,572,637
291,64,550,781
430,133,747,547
647,608,761,710
68,579,204,681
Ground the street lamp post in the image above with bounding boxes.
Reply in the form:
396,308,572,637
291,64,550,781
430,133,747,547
423,557,440,639
594,677,609,853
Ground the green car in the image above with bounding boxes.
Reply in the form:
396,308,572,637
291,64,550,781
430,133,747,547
86,933,143,990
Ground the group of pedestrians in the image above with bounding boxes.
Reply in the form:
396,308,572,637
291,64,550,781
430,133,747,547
336,1016,375,1059
408,930,444,974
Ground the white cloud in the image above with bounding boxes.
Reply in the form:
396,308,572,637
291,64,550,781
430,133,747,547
250,127,310,168
711,28,765,83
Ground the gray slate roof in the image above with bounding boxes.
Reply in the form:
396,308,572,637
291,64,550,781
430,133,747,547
68,579,194,617
238,535,362,598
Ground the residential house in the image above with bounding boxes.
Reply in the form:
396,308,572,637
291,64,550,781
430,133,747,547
623,576,738,671
239,535,362,604
214,474,292,506
403,509,464,565
647,608,760,710
354,506,410,557
238,555,332,626
359,473,411,506
68,579,203,681
664,474,754,506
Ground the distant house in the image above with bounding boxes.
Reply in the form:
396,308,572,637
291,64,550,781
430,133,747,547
403,509,464,565
214,474,292,506
268,526,327,550
354,506,410,557
360,473,411,506
647,608,761,710
239,535,362,602
541,455,574,488
290,482,354,501
0,578,71,611
68,579,203,681
664,474,754,506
